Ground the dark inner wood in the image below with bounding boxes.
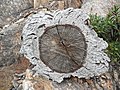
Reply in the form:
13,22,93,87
39,24,87,73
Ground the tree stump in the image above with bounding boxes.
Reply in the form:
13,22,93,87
39,24,87,73
21,8,110,83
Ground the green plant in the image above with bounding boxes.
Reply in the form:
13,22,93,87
90,5,120,63
107,41,120,62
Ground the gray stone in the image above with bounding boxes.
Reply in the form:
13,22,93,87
81,0,117,17
0,19,25,67
0,0,33,27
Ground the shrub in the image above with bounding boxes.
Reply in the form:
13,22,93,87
90,5,120,63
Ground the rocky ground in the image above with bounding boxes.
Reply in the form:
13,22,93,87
0,0,120,90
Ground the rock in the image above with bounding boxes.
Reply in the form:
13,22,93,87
0,18,25,67
25,69,34,79
0,69,13,90
33,0,82,10
20,72,115,90
115,0,120,3
0,4,48,90
33,78,53,90
0,18,31,89
0,0,33,27
0,56,30,90
22,69,53,90
81,0,116,17
20,8,110,83
14,57,31,74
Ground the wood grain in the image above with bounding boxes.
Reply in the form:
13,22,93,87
39,24,87,73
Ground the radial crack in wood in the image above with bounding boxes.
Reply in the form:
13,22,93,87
39,24,87,73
